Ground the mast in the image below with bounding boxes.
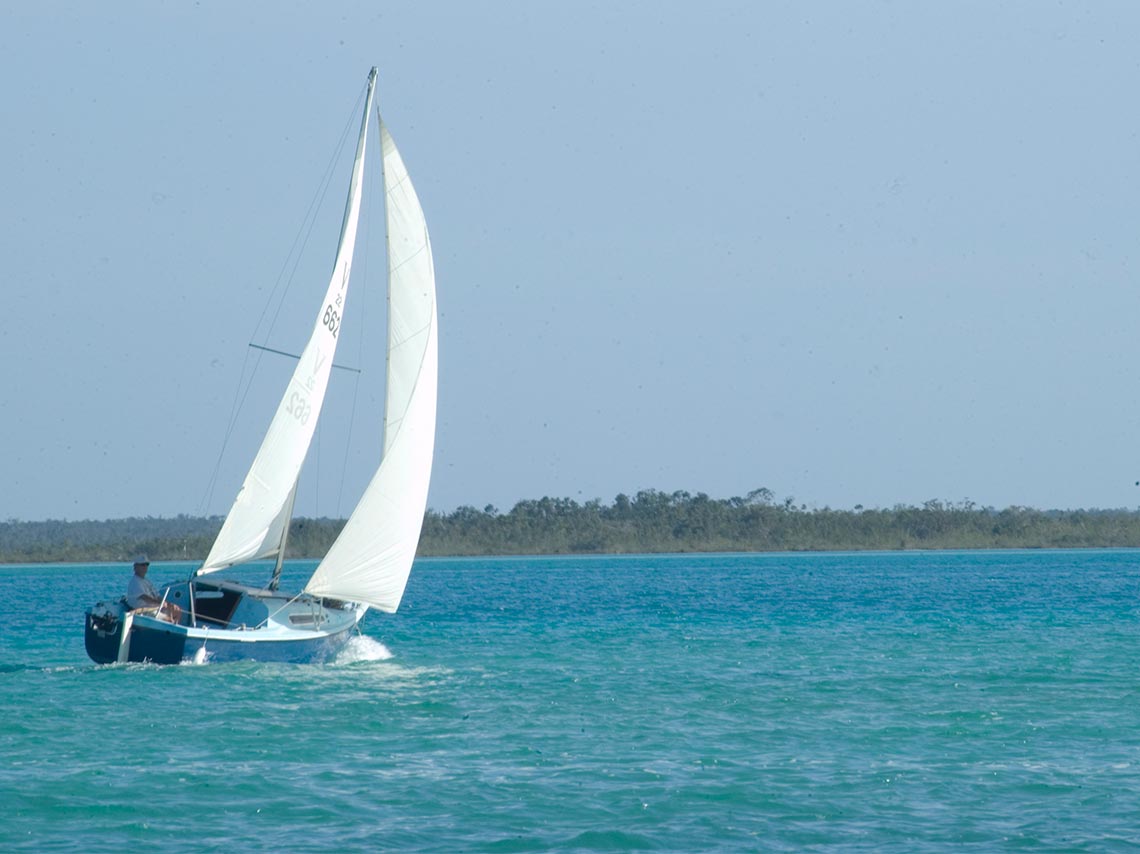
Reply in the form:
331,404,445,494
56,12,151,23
380,94,392,456
267,480,299,591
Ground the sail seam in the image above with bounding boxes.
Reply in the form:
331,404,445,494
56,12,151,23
389,242,429,276
390,319,434,351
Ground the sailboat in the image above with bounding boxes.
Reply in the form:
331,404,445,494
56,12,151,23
84,68,438,665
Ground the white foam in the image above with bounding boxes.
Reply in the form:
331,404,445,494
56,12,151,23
180,646,212,666
336,635,393,664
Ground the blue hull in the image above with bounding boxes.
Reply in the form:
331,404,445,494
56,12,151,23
85,582,363,665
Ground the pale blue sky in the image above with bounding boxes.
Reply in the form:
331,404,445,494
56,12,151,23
3,2,1140,522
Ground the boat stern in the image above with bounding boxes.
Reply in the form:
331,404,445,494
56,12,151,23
84,601,126,664
84,601,189,665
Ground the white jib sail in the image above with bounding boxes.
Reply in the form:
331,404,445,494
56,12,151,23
304,118,437,612
200,70,378,574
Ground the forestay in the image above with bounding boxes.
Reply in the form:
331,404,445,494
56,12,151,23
304,119,438,612
199,71,378,574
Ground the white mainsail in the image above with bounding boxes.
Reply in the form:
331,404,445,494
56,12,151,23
199,70,378,574
304,119,438,612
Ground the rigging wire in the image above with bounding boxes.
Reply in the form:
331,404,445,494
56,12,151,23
197,81,372,516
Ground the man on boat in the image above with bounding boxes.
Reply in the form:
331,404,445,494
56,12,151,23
126,555,182,623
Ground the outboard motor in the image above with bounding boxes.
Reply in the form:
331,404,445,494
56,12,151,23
84,601,126,664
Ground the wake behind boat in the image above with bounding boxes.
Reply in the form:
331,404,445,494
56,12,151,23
85,68,438,665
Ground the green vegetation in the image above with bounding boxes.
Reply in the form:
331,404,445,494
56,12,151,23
5,490,1140,563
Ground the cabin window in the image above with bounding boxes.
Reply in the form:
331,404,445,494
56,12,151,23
289,614,325,625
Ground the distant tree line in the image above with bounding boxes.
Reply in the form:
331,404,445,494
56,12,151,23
5,490,1140,563
418,491,1140,555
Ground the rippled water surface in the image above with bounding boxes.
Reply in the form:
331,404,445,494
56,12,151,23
3,551,1140,852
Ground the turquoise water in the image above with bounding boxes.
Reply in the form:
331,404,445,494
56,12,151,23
3,550,1140,852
